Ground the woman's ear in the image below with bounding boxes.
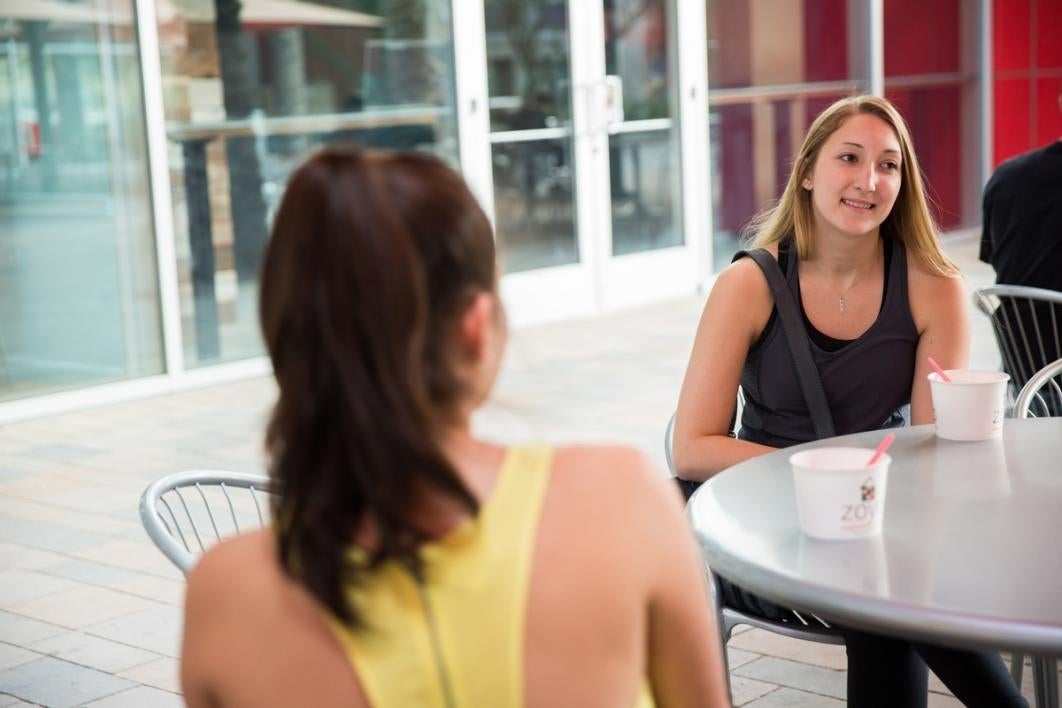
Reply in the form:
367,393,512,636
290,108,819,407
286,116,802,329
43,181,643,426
458,291,495,361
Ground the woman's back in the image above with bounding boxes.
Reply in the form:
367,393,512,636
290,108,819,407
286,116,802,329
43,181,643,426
181,444,728,708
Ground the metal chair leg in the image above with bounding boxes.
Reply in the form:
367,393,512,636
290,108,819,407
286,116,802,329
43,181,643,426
1012,652,1026,690
708,568,734,700
1032,657,1058,708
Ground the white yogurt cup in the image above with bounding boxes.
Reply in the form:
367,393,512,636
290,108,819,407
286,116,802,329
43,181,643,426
928,370,1009,441
790,447,890,540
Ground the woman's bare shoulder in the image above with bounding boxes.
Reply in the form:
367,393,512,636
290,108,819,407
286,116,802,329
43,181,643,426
905,251,967,323
548,445,680,515
186,530,281,609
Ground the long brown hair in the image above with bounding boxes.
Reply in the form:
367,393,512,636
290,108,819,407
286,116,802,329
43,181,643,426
749,95,959,276
259,148,497,625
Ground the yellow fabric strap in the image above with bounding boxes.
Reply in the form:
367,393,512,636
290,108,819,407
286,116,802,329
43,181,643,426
325,445,554,708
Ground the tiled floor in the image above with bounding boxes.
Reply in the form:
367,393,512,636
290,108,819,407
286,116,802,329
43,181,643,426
0,236,1047,706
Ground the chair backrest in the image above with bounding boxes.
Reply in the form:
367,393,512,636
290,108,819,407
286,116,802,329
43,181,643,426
972,285,1062,399
139,470,273,575
1014,358,1062,419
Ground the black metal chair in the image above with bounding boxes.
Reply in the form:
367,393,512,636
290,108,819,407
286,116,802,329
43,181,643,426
972,285,1062,409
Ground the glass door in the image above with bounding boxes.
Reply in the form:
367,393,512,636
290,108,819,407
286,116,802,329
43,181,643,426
592,0,704,310
482,0,705,325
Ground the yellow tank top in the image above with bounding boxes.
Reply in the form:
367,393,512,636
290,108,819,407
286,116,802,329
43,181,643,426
323,446,655,708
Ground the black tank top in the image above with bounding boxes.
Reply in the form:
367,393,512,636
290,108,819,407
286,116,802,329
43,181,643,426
735,237,918,448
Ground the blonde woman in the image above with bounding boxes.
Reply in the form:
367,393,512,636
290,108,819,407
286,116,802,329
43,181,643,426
674,96,1026,706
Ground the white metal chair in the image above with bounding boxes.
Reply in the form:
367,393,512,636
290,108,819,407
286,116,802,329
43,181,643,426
973,286,1062,406
665,407,844,693
1007,358,1062,707
139,470,273,575
1015,358,1062,419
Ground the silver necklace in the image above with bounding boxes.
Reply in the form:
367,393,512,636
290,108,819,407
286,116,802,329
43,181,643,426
817,253,880,315
836,275,866,314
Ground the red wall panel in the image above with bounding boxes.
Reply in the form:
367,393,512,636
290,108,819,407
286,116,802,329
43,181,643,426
709,0,751,87
883,0,959,76
994,78,1031,165
803,0,849,82
1035,0,1062,68
1036,77,1062,145
993,0,1031,72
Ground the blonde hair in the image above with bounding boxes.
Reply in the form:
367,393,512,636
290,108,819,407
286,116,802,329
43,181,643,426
748,95,959,277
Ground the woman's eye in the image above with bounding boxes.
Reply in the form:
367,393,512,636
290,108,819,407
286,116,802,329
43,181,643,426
839,154,857,163
881,161,899,171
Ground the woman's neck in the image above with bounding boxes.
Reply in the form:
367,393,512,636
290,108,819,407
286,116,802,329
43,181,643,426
805,229,883,277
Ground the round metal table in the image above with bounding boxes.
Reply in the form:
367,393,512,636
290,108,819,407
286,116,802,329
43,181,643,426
687,418,1062,656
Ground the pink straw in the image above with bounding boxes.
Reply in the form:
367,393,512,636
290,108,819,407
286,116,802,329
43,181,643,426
867,433,895,466
927,356,952,383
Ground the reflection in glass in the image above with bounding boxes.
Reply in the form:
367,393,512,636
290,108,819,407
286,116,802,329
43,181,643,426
605,0,682,256
485,0,577,273
484,1,572,132
610,130,681,256
158,1,460,366
884,0,980,229
0,6,163,401
491,138,577,273
706,0,867,271
605,0,671,121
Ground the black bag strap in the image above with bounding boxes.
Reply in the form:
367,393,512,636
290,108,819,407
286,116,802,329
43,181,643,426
740,248,836,439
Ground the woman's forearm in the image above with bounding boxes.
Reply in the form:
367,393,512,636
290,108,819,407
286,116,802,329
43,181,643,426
673,435,776,483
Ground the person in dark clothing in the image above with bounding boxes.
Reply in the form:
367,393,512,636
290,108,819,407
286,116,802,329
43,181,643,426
979,84,1062,293
674,96,1027,707
979,83,1062,396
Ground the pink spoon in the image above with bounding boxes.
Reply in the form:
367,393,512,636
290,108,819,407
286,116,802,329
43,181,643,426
927,356,952,383
867,433,895,466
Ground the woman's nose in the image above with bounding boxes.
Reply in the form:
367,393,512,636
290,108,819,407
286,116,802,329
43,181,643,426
855,166,877,192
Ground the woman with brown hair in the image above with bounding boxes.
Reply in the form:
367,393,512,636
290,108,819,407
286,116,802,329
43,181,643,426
674,96,1026,706
180,148,730,708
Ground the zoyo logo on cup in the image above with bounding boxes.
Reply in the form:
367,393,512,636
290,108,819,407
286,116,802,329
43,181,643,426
840,477,877,528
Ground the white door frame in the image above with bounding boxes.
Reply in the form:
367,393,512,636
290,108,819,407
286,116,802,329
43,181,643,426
454,0,711,327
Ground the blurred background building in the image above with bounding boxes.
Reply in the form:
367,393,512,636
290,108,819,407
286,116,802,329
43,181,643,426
1,0,1059,420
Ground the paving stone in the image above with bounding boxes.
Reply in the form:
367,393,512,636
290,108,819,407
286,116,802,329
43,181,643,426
0,497,134,535
730,675,777,707
0,611,66,645
0,517,112,554
83,685,183,707
116,656,179,693
727,646,759,670
744,686,846,707
36,559,138,588
29,631,158,673
8,586,158,630
928,692,965,707
15,445,104,463
0,643,40,672
68,540,183,578
110,574,185,607
0,542,68,571
735,656,846,700
0,656,132,708
0,569,79,606
0,694,42,707
728,628,848,671
84,606,182,658
0,469,29,483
